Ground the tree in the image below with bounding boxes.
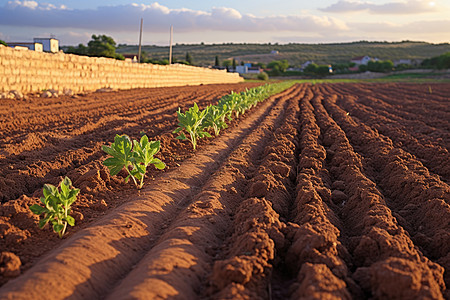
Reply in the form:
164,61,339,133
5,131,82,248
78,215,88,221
232,58,237,69
422,52,450,69
87,34,117,58
437,52,450,69
140,50,149,62
316,65,331,76
66,43,88,56
304,63,318,74
65,35,124,60
269,65,282,76
359,64,368,72
256,62,267,69
215,55,220,66
222,60,232,67
0,40,7,46
367,60,393,72
186,52,193,65
381,60,394,72
257,72,269,80
267,59,289,73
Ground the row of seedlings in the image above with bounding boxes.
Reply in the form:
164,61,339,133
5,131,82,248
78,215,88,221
28,82,294,238
173,82,296,150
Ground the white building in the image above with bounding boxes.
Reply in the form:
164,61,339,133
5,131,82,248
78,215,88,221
33,38,59,53
7,42,43,52
236,65,248,74
236,63,261,74
351,56,372,65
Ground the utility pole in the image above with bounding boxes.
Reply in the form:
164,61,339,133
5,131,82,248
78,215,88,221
138,18,143,63
169,25,173,64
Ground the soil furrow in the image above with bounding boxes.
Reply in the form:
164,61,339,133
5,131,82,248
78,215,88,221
313,90,446,299
1,82,449,299
0,83,263,202
280,87,358,299
327,87,450,182
198,85,306,299
105,84,306,299
0,84,297,299
330,83,450,136
317,85,449,298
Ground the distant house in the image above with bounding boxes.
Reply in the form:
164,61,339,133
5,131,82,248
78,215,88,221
236,63,262,74
393,59,422,66
33,38,59,53
6,38,58,53
236,65,248,74
351,55,372,65
247,66,262,74
7,42,43,52
123,54,138,62
300,60,314,71
270,50,279,55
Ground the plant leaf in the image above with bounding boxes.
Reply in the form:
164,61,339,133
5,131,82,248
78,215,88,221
151,158,166,170
53,223,64,233
65,215,75,226
30,204,46,215
39,215,51,228
176,133,187,140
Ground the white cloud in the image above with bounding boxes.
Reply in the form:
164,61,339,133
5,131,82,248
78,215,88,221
6,0,67,10
0,1,348,34
321,0,439,14
7,0,38,9
350,19,450,33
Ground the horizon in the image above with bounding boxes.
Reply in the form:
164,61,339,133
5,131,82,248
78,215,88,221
105,40,450,47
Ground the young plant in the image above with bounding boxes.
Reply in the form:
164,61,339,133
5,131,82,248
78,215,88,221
218,91,241,120
202,104,228,136
30,177,80,238
173,103,211,150
102,134,165,189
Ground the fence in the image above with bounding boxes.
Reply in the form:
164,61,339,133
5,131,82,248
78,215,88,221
0,45,243,94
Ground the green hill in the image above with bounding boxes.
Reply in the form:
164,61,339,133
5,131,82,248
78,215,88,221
115,41,450,67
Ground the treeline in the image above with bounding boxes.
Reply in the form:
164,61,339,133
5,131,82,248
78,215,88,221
116,41,450,67
422,52,450,69
66,35,125,60
359,60,394,72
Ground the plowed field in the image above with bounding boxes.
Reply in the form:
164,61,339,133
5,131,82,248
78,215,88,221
0,82,449,299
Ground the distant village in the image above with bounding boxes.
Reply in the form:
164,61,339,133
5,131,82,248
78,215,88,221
2,37,434,77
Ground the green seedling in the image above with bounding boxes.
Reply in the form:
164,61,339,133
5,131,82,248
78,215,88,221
202,104,228,136
102,134,165,189
30,177,80,238
218,91,241,120
173,82,295,150
173,103,211,150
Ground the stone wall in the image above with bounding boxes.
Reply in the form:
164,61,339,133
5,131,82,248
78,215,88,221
0,45,243,94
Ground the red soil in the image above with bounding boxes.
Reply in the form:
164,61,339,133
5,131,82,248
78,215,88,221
0,82,449,299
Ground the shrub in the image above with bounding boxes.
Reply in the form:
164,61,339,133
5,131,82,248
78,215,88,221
257,72,269,80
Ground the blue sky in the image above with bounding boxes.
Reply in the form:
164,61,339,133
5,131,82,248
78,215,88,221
0,0,448,45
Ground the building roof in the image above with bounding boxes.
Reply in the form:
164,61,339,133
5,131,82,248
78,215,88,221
351,55,368,60
7,42,40,45
34,37,58,40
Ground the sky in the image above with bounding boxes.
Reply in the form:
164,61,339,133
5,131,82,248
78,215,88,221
0,0,449,46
